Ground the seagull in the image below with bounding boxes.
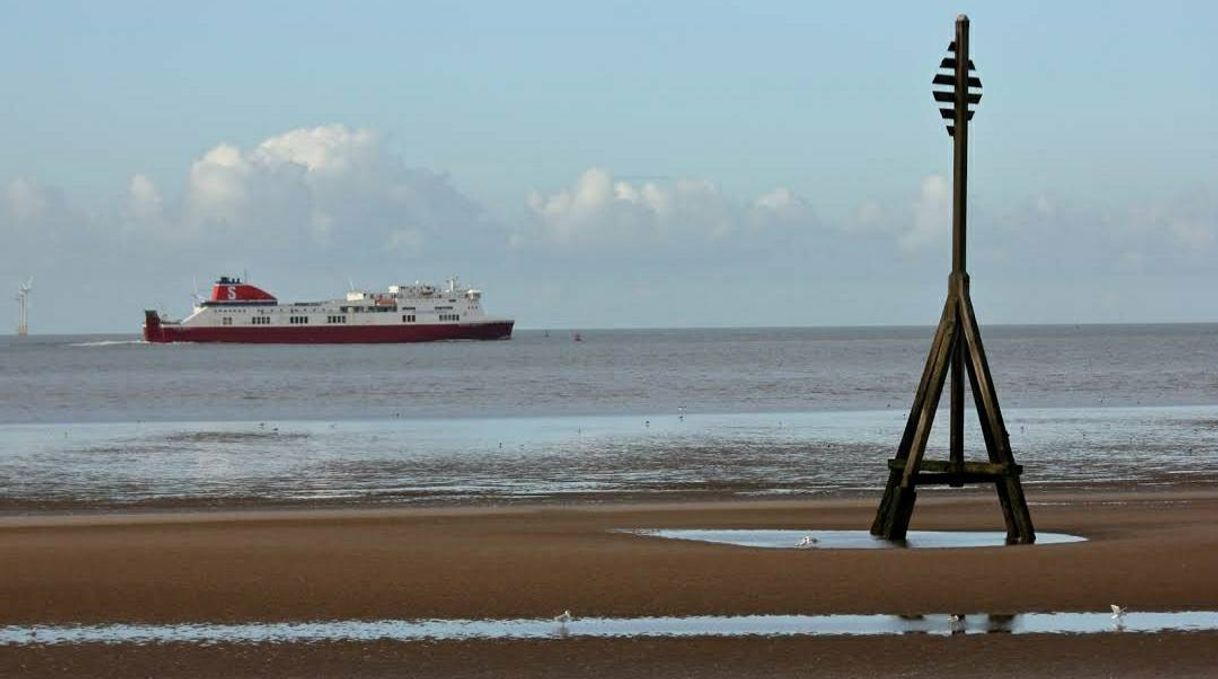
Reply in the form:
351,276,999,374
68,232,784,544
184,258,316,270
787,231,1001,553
1110,604,1127,620
554,610,573,623
949,613,965,633
796,535,818,548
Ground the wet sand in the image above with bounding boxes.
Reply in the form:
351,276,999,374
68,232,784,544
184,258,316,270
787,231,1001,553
3,488,1218,676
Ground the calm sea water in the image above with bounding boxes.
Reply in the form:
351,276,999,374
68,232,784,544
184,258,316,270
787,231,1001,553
1,325,1216,508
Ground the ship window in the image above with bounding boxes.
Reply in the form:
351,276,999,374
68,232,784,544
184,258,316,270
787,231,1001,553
402,315,416,323
222,317,232,326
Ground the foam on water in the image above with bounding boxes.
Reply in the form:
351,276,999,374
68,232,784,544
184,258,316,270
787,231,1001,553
3,611,1216,646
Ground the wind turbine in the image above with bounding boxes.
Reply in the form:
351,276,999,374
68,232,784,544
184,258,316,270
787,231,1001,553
15,276,32,336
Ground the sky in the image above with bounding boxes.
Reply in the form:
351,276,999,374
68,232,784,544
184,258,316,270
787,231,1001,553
1,1,1215,333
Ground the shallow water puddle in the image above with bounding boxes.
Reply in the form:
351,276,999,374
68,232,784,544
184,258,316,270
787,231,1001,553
624,529,1086,549
2,612,1217,646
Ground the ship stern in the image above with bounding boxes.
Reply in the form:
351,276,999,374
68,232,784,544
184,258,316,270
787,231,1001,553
143,310,167,343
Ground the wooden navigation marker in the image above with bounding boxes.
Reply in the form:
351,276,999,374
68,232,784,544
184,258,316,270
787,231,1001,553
870,15,1035,544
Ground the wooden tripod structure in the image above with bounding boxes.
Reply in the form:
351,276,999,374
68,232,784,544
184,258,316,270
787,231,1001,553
870,15,1035,544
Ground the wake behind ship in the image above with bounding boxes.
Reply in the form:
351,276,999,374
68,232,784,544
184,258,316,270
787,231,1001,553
143,276,514,343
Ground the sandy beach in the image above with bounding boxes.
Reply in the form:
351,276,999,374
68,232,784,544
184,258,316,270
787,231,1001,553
3,487,1218,676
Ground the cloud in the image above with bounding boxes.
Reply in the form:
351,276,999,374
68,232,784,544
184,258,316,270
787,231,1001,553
2,126,1216,332
2,177,74,232
751,187,816,229
3,178,51,225
844,175,952,250
524,168,816,247
124,174,168,237
1125,195,1216,251
902,174,950,251
0,125,507,331
1169,218,1214,249
120,124,491,254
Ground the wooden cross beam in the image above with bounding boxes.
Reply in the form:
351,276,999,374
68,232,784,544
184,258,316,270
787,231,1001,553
870,15,1036,544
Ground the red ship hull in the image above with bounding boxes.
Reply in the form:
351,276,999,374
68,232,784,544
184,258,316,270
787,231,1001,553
144,312,513,344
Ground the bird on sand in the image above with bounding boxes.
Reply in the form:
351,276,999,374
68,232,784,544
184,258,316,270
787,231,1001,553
554,610,573,624
948,614,965,633
796,535,818,548
1110,604,1127,620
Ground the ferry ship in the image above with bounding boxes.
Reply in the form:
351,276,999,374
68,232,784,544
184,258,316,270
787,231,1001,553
143,276,514,343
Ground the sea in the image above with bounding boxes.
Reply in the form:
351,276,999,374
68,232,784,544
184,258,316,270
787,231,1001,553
1,324,1216,509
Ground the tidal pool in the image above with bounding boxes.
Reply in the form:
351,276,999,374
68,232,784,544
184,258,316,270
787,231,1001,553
623,529,1086,549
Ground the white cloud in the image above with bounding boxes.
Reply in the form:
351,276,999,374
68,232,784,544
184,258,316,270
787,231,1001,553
902,174,950,251
1,177,80,244
3,126,1216,331
112,124,491,253
126,174,166,231
524,167,815,246
1169,218,1214,249
3,178,54,226
750,187,816,229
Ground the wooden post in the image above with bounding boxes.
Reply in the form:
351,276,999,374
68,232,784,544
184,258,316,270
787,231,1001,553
948,17,969,487
870,15,1035,544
